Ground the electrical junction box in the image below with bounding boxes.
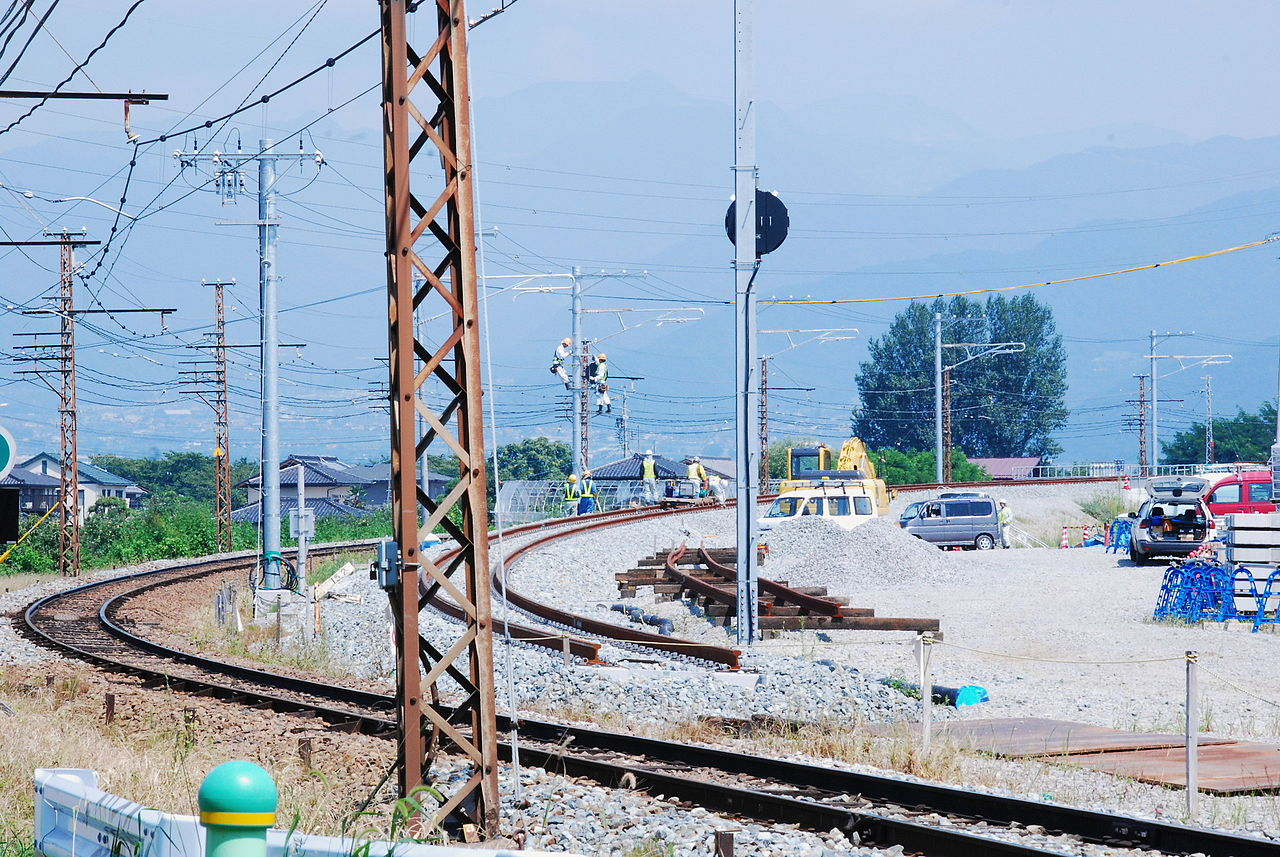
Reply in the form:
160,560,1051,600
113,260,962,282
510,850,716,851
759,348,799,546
288,508,315,539
373,539,400,589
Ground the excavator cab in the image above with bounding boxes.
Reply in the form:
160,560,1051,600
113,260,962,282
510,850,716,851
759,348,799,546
780,438,891,516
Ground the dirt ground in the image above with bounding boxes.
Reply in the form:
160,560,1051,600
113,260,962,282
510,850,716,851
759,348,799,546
758,545,1280,742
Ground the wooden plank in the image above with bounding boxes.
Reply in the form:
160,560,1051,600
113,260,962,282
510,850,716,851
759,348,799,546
827,617,939,632
1068,743,1280,794
933,717,1234,758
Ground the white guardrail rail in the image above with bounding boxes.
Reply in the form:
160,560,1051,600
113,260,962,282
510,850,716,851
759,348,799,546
34,769,576,857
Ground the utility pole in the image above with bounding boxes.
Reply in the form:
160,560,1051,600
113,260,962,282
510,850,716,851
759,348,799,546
11,233,172,576
1132,374,1149,475
615,390,630,456
380,0,498,832
1202,374,1215,466
294,463,310,641
759,356,769,486
933,313,943,483
942,368,953,482
1149,330,1193,471
176,139,321,589
180,279,235,552
936,338,1025,483
733,0,761,646
579,339,591,472
758,328,856,487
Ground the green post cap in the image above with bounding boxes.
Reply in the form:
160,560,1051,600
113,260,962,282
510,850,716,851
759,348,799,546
198,761,278,828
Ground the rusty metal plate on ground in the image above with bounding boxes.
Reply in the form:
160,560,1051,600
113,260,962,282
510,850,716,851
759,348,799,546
1067,743,1280,794
932,717,1234,758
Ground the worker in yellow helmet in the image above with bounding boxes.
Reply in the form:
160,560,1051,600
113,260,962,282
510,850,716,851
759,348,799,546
686,456,707,497
641,449,658,504
549,337,572,389
562,473,580,517
578,470,597,515
590,353,611,415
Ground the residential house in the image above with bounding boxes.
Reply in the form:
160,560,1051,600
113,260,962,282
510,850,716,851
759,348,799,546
1,467,60,515
19,453,147,514
232,454,450,524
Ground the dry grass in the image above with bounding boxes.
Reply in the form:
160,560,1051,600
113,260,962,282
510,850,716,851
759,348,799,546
0,664,429,853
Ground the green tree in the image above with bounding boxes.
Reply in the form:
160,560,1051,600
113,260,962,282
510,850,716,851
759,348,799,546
90,452,259,505
495,437,572,481
766,438,816,479
853,295,1068,457
872,449,991,485
1161,402,1278,464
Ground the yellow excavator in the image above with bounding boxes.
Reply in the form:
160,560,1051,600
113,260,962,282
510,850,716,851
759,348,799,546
779,438,892,515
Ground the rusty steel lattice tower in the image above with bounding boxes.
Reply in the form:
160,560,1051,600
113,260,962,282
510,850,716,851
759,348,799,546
55,237,81,575
180,279,235,553
379,0,499,832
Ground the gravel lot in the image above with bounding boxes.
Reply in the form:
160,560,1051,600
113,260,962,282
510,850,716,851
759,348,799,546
7,486,1280,849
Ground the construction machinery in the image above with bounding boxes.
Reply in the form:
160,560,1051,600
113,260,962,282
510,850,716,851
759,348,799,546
780,438,892,515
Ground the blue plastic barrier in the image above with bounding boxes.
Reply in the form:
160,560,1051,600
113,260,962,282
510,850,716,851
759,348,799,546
1106,519,1133,554
1153,560,1279,631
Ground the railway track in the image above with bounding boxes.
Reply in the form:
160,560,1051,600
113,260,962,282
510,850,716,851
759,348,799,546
19,479,1278,857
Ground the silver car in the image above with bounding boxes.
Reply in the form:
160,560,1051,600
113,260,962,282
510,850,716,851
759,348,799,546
1128,476,1213,565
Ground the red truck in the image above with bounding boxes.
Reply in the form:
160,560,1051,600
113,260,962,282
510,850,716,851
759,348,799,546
1205,470,1275,516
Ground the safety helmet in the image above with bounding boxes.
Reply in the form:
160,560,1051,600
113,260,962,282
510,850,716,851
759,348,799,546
597,353,607,361
568,474,577,482
583,470,592,477
693,455,701,462
562,337,571,345
645,449,653,456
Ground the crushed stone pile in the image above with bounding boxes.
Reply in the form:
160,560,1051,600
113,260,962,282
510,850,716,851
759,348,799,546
761,516,958,591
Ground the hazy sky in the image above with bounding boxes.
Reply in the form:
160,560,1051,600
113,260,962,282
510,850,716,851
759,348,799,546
0,2,1277,465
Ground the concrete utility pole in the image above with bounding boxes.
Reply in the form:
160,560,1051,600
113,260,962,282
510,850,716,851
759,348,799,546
294,463,311,642
176,140,321,589
12,233,171,576
733,0,760,646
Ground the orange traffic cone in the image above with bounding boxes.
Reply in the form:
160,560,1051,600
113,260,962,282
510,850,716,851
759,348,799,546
1059,526,1070,549
1123,474,1131,490
1082,524,1093,543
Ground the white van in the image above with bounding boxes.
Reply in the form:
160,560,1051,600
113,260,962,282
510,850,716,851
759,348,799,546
759,487,878,532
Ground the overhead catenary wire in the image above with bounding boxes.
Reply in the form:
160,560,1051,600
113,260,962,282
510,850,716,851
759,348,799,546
768,235,1280,306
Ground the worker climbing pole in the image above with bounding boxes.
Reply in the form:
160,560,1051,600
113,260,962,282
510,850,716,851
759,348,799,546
379,0,499,834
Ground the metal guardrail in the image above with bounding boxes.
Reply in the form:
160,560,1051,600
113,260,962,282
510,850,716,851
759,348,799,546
34,769,572,857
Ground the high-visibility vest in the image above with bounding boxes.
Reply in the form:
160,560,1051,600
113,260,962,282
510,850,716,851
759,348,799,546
687,462,705,481
563,482,579,501
579,478,595,498
642,457,656,479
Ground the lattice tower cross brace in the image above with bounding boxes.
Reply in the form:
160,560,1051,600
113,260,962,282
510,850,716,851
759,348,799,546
942,367,953,483
380,0,499,832
58,238,80,577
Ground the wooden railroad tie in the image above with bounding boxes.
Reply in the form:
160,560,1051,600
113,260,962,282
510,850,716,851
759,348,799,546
616,547,941,635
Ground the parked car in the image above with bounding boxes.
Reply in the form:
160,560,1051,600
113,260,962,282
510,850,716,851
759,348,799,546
759,486,877,532
899,493,1001,550
1205,470,1275,517
1128,475,1214,565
